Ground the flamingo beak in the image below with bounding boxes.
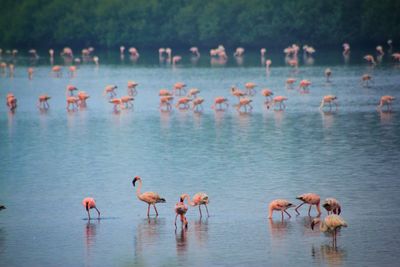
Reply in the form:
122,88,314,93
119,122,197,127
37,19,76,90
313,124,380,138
132,177,138,187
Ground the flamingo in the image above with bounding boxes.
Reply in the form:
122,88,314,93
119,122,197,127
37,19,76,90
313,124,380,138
320,95,338,110
311,215,348,248
66,96,79,111
323,198,341,215
180,193,209,217
376,46,384,56
160,96,174,111
187,88,200,98
211,97,229,110
159,89,172,96
109,98,123,112
66,85,78,96
82,197,100,220
176,97,192,109
28,67,34,80
77,91,90,107
295,193,321,217
132,176,166,217
236,98,253,113
69,66,77,77
270,96,288,110
299,79,311,92
189,47,200,57
175,195,189,228
234,47,245,57
120,46,125,55
159,48,166,57
104,85,118,98
52,65,62,77
286,78,296,89
127,81,139,96
266,59,272,70
361,74,372,87
261,89,274,102
93,56,99,66
245,82,257,95
325,68,332,82
173,82,186,96
172,56,182,65
6,93,17,112
268,199,296,220
192,97,204,112
342,43,350,55
392,53,400,62
260,48,266,57
121,96,134,109
231,87,247,99
377,96,395,111
364,54,376,65
37,95,51,109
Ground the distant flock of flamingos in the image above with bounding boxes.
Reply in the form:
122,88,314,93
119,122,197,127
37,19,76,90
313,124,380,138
2,42,397,114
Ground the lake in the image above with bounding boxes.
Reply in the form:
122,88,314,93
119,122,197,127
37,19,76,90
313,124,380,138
0,49,400,267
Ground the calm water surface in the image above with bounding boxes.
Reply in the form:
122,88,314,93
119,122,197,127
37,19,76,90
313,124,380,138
0,50,400,267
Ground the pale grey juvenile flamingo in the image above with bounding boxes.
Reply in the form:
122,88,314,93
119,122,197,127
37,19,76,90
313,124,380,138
82,197,100,220
132,176,166,217
311,215,347,248
295,193,321,217
268,199,296,220
323,198,341,215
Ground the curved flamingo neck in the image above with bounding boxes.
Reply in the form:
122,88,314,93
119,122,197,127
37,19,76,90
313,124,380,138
136,180,142,198
182,194,195,206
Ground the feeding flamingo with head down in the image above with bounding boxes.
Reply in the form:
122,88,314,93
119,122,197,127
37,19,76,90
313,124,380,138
268,199,296,220
295,193,321,217
82,197,101,220
175,195,189,228
180,193,209,218
377,96,395,111
323,198,341,215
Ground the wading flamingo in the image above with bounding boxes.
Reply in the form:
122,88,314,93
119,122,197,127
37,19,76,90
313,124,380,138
364,54,376,65
82,197,100,220
52,65,62,77
132,176,166,217
77,91,90,108
28,67,34,80
286,78,296,89
234,47,245,57
376,46,384,56
311,215,347,248
261,48,266,57
392,53,400,62
192,97,204,112
320,95,338,110
120,46,125,55
187,88,200,98
236,98,253,113
245,82,257,96
342,43,350,55
261,89,274,102
361,74,373,87
38,95,51,109
295,193,321,217
231,87,247,99
6,93,17,112
180,193,209,217
270,96,288,110
325,68,332,82
377,96,395,111
190,47,200,57
66,96,79,111
175,195,189,228
159,89,172,97
173,82,186,96
104,85,118,98
160,96,174,111
66,85,78,96
299,79,311,92
121,96,134,109
127,81,139,96
172,56,182,65
176,97,192,109
323,198,341,215
109,98,123,112
211,97,229,110
268,199,296,220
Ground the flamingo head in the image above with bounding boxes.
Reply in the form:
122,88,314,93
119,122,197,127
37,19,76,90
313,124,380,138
310,218,321,230
132,176,141,187
286,203,296,208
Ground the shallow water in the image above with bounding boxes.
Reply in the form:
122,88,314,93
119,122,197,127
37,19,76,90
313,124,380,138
0,50,400,267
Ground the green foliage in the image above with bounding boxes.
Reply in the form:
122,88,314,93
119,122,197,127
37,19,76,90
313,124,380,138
0,0,398,49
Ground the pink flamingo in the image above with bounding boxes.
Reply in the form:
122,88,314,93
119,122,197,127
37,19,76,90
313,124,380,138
295,193,321,216
268,199,296,220
132,176,166,217
361,74,373,87
66,85,78,96
261,89,274,102
180,193,209,217
173,82,186,95
121,96,134,109
189,47,200,57
245,82,257,96
376,45,384,56
299,79,311,92
159,48,166,57
160,96,174,111
176,97,192,109
82,197,100,220
192,97,204,112
77,91,90,108
52,65,62,77
120,46,125,55
211,97,229,110
159,89,172,96
231,87,247,99
286,78,296,89
37,95,51,109
127,81,139,96
175,195,189,228
266,59,272,70
6,93,17,112
260,48,266,57
66,96,79,111
109,98,123,112
234,47,245,57
69,66,77,77
187,88,200,98
377,95,395,111
236,98,253,113
364,54,376,65
172,56,182,65
323,198,341,215
311,215,347,248
270,96,288,110
104,85,118,98
392,53,400,62
320,95,338,110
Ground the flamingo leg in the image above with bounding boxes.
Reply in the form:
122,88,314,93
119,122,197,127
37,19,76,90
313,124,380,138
284,210,291,218
295,202,305,215
308,205,312,216
281,211,284,221
147,204,150,217
153,205,159,216
205,204,209,217
94,207,101,218
87,210,91,220
175,214,178,227
199,205,202,217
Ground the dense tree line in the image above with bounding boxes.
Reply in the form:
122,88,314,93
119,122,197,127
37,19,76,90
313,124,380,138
0,0,399,49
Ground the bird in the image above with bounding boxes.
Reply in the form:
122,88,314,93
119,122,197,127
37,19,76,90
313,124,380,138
159,89,172,97
299,79,311,92
323,198,341,215
173,82,186,96
268,199,296,220
244,82,257,96
66,96,79,111
109,98,123,112
66,85,78,96
175,97,192,109
187,88,200,98
121,96,134,109
361,74,373,87
189,47,200,57
231,87,247,99
38,94,51,109
77,91,90,108
320,95,338,110
311,215,348,248
377,96,395,111
103,85,118,98
159,96,174,111
180,193,209,217
325,68,332,82
6,93,17,112
132,176,166,217
192,97,204,112
270,96,288,110
235,98,253,113
364,54,376,65
261,89,274,102
0,205,6,211
175,195,189,228
127,81,139,96
82,197,100,220
295,193,321,216
211,97,229,110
